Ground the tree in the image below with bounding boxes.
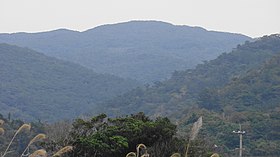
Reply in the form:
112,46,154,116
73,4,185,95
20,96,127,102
69,113,178,157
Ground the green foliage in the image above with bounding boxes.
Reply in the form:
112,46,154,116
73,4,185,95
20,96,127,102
216,54,280,111
0,44,140,121
103,34,280,118
69,113,178,157
100,34,280,156
197,88,221,111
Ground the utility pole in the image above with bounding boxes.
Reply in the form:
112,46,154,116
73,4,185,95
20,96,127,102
233,124,246,157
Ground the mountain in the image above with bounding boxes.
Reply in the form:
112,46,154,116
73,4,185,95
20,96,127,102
0,44,140,121
97,34,280,156
199,54,280,111
196,54,280,156
101,34,280,117
0,21,251,83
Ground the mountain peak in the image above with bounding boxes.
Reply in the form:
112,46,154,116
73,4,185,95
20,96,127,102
0,21,251,83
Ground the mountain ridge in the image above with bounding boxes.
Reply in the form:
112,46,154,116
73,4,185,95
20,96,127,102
100,34,280,117
0,43,140,121
0,20,251,83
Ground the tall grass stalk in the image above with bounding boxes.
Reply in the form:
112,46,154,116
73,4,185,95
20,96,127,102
0,128,4,135
126,144,149,157
137,144,149,157
210,153,220,157
20,133,46,157
52,146,73,157
170,153,181,157
1,123,31,157
0,120,4,126
184,116,202,157
126,152,136,157
0,119,4,135
28,149,47,157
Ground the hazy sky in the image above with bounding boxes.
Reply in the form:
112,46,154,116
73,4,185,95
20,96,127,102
0,0,279,37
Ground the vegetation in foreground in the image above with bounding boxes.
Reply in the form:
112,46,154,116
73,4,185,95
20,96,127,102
0,113,220,157
100,34,280,156
0,116,72,157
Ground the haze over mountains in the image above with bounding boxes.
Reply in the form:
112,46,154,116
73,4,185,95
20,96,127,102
0,44,139,121
0,21,251,83
0,20,279,156
101,34,280,117
99,34,280,155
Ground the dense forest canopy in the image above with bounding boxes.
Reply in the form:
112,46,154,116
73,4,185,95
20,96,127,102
93,34,280,156
102,34,280,118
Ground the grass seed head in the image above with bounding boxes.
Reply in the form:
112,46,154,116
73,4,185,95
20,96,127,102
0,128,4,135
126,152,136,157
28,134,46,146
0,119,4,126
29,149,47,157
210,153,220,157
189,116,203,141
170,153,181,157
16,123,31,134
52,146,73,157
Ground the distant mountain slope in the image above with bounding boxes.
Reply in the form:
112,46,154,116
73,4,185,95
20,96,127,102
101,34,280,117
200,54,280,112
0,44,139,121
194,55,280,156
0,21,251,83
96,34,280,156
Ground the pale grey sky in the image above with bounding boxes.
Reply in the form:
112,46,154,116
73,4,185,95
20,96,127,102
0,0,279,37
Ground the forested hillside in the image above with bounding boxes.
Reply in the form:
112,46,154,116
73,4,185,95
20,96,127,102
198,54,280,112
102,34,280,117
0,44,139,121
193,55,280,156
0,21,251,82
98,34,280,156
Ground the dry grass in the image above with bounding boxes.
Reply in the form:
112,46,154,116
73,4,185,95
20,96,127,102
170,153,181,157
20,133,47,157
184,116,203,157
189,116,203,141
52,146,73,157
0,119,4,136
0,128,4,135
28,134,47,145
1,123,31,157
210,153,220,157
126,152,136,157
126,144,149,157
0,121,72,157
29,149,47,157
0,119,4,126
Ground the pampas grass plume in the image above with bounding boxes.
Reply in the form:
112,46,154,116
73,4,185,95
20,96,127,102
2,123,31,157
28,134,47,145
52,146,73,157
0,128,4,135
28,149,47,157
189,116,202,141
171,153,181,157
0,119,4,126
16,123,31,134
210,153,220,157
20,134,47,157
137,144,147,150
126,152,136,157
